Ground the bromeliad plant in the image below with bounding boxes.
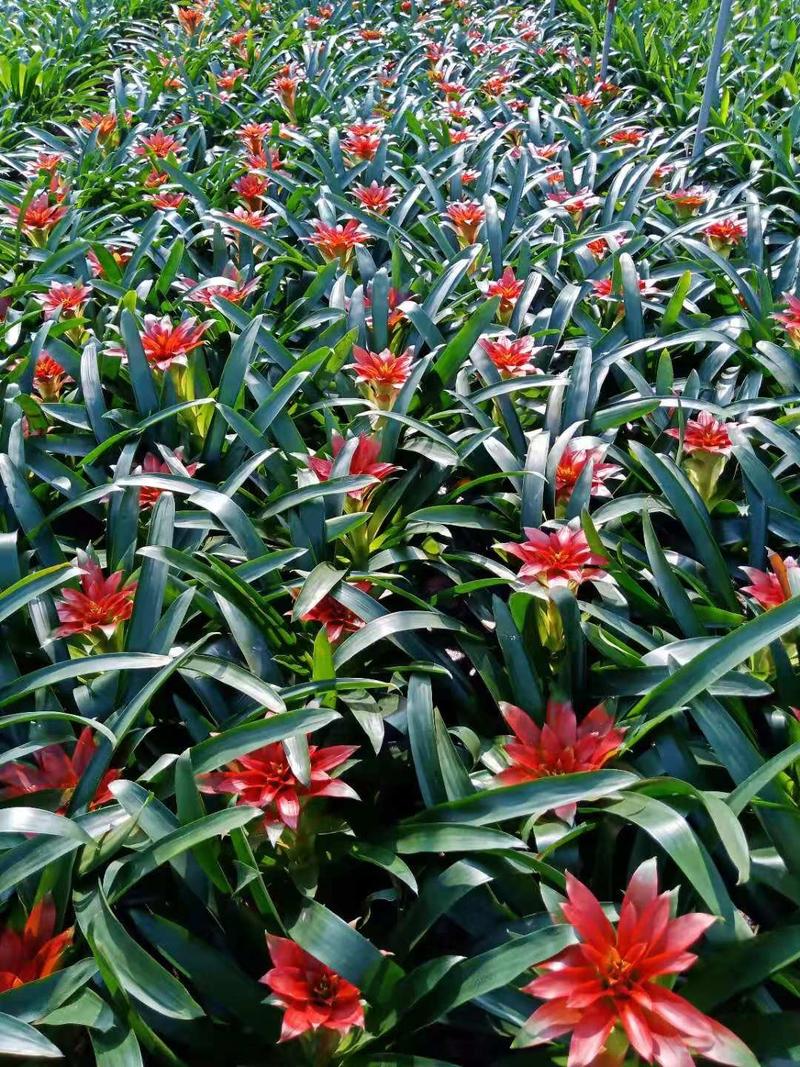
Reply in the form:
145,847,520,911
0,0,800,1061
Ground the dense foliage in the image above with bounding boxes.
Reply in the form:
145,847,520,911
1,0,800,1061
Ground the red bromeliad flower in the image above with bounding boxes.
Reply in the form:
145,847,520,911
150,191,185,210
237,122,271,154
483,266,524,321
353,181,397,214
144,169,169,189
342,131,382,161
54,560,137,640
565,92,598,111
87,246,131,277
703,218,745,255
181,265,258,306
135,314,210,371
545,189,601,217
79,112,118,141
308,434,398,499
33,354,73,401
261,936,365,1042
272,74,299,117
306,218,371,267
479,335,542,378
519,861,755,1067
300,582,371,642
498,524,609,588
591,277,660,301
36,281,91,320
494,699,624,820
649,164,674,188
224,206,272,233
232,173,270,208
176,5,204,32
556,447,622,502
741,554,799,609
7,193,68,240
217,68,247,92
133,450,199,508
665,186,708,216
0,899,73,993
0,729,121,811
134,131,183,158
347,345,414,406
444,200,485,245
199,742,358,831
586,233,623,259
605,127,645,147
665,411,732,455
774,293,800,348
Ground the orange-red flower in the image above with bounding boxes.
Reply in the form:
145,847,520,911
54,559,137,640
87,246,131,277
150,190,185,210
347,345,414,407
565,92,598,111
133,450,199,508
741,554,798,610
26,152,63,175
135,314,211,371
0,899,73,993
353,181,396,214
261,936,365,1042
176,5,204,33
444,200,485,245
591,277,660,301
36,281,91,320
774,293,800,348
272,74,299,117
224,206,272,232
479,335,542,378
7,193,68,240
199,741,358,831
134,131,183,159
300,582,371,642
483,266,524,321
519,861,754,1067
232,173,270,208
605,127,645,147
665,186,708,216
665,411,732,455
181,266,258,306
494,699,624,820
498,524,608,588
33,354,73,401
0,728,121,811
342,131,382,161
308,434,398,499
546,189,601,217
306,218,371,267
78,112,118,141
237,122,271,154
703,218,745,254
556,447,622,501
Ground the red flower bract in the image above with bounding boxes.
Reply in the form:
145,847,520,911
37,281,91,319
519,860,754,1067
308,434,399,499
0,899,73,993
556,447,622,501
347,344,414,404
261,935,365,1042
774,293,800,348
306,218,371,265
740,554,799,609
495,699,624,820
0,728,121,811
665,410,732,455
136,314,210,371
34,354,73,401
498,524,609,588
479,335,542,378
54,559,137,640
199,741,358,830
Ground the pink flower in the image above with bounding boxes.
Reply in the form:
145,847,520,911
495,699,624,820
519,861,754,1067
666,411,732,455
306,219,371,266
36,281,91,320
299,582,371,642
133,450,199,508
556,447,622,501
740,554,798,609
308,434,399,499
134,131,183,158
347,345,414,406
352,181,397,215
774,293,800,348
483,266,524,319
136,314,211,371
497,524,609,588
